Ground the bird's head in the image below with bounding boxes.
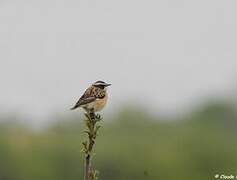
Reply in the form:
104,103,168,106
92,81,111,89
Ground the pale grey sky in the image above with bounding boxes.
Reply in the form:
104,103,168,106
0,0,237,122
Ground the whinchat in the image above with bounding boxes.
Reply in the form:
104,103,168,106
71,81,111,116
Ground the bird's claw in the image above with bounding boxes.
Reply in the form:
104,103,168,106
95,114,102,121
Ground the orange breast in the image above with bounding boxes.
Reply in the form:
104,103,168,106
84,94,108,112
93,95,108,112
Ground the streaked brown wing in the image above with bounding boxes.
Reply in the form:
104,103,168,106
76,96,96,107
70,87,96,110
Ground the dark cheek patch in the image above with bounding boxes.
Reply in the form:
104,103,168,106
98,91,105,99
97,85,105,89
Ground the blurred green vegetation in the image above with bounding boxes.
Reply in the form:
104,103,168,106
0,101,237,180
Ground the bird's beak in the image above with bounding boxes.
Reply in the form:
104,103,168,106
105,83,111,87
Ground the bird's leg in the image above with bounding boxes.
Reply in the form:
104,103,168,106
89,111,96,120
87,110,102,122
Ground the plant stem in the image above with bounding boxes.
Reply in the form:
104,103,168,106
83,113,101,180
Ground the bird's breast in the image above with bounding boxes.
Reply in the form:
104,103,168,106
86,95,108,112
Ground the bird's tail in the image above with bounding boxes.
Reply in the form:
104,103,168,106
70,105,79,110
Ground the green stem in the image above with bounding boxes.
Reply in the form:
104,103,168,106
83,113,101,180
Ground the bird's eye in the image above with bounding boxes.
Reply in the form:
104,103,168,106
96,85,105,89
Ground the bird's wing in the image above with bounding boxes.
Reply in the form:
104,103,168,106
76,96,96,107
70,87,96,110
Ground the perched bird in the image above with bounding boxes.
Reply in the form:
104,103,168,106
70,81,111,117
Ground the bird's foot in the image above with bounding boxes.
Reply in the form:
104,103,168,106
88,112,96,120
95,114,102,121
